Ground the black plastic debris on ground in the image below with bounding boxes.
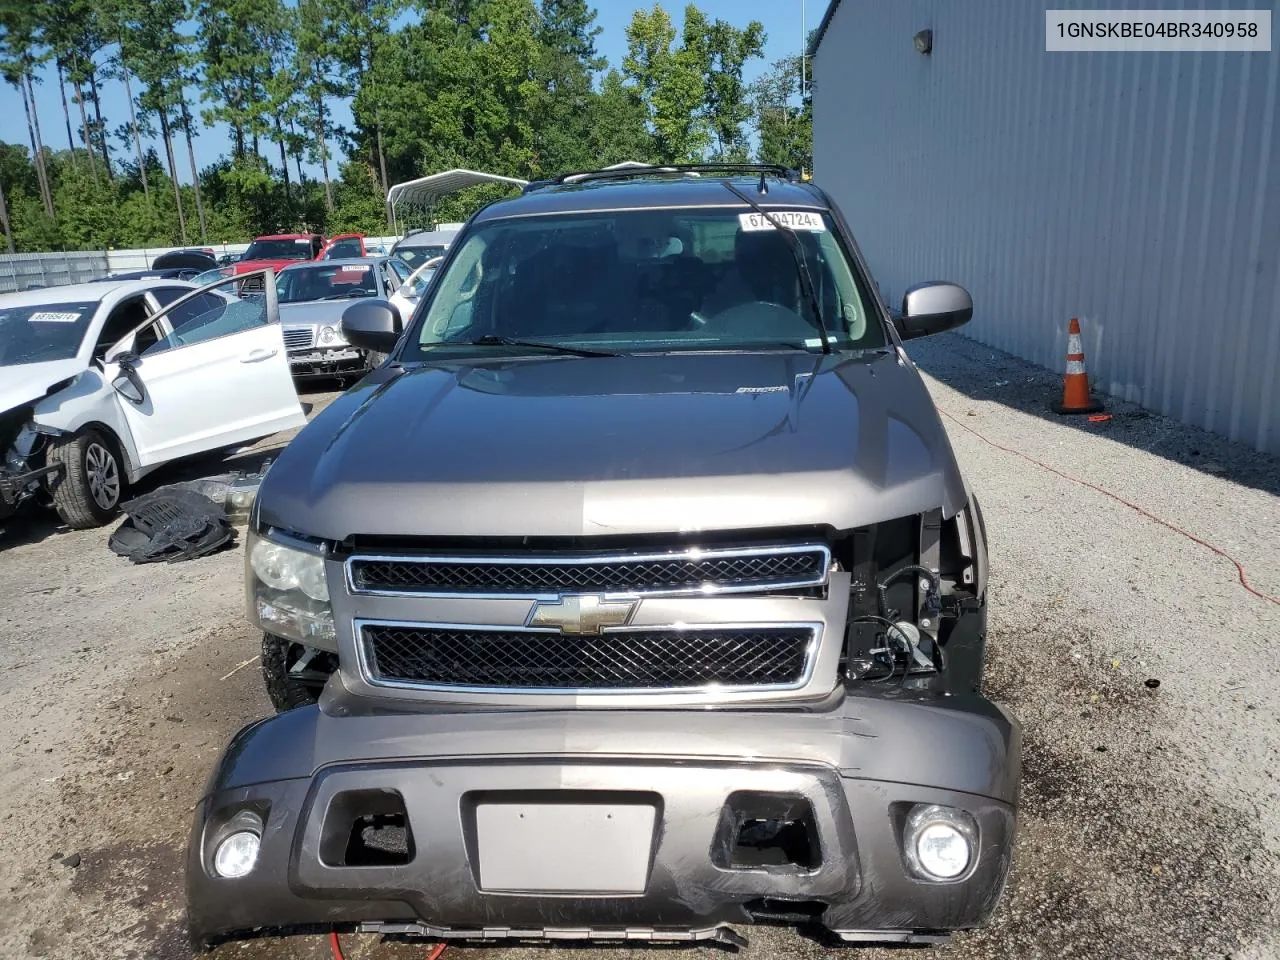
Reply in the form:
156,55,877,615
109,487,235,563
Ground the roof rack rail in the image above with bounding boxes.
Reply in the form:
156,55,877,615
522,163,803,192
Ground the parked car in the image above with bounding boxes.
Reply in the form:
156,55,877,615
276,256,412,380
388,226,456,269
231,233,325,278
105,249,221,284
190,266,236,287
386,255,442,321
187,165,1017,951
152,249,218,273
216,252,241,267
318,233,368,260
0,270,305,529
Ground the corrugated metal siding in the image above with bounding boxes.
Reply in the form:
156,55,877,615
0,235,417,294
0,252,108,293
812,0,1280,454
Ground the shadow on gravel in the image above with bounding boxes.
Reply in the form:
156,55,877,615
971,610,1277,959
907,333,1280,499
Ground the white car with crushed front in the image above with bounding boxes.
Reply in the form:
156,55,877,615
0,271,305,530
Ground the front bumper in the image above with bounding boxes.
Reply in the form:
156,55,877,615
287,347,367,377
186,688,1019,948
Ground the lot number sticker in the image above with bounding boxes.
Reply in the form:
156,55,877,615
738,211,826,232
28,311,83,323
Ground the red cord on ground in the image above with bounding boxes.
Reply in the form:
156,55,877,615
938,408,1280,608
425,944,448,960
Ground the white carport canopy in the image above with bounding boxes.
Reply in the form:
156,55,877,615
387,169,529,232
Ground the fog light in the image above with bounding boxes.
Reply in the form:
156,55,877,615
904,805,975,880
213,830,261,878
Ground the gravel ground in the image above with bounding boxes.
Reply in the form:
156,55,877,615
0,342,1277,960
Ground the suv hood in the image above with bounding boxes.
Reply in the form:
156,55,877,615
259,351,968,541
0,357,86,415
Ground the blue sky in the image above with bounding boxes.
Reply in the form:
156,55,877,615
0,0,818,185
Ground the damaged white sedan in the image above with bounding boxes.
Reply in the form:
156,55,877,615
1,270,305,530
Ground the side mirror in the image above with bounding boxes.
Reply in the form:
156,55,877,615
896,282,973,340
112,354,145,404
341,299,401,353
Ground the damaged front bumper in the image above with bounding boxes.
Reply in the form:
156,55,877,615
187,688,1019,949
287,347,368,378
0,463,59,519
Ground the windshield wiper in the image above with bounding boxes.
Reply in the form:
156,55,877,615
722,180,832,355
459,335,620,357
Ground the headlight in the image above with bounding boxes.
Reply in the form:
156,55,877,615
318,325,337,344
250,536,328,600
903,804,976,881
246,529,336,648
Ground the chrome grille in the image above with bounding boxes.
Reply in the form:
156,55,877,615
358,622,816,692
347,545,830,597
283,327,313,351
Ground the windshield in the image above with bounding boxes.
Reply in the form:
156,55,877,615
403,207,883,358
192,266,234,286
0,301,98,366
394,244,447,269
276,263,380,303
243,238,314,261
322,238,364,259
402,264,437,299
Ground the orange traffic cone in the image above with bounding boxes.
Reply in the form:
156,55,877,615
1053,318,1104,415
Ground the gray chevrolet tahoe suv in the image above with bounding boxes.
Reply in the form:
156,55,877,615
187,165,1018,950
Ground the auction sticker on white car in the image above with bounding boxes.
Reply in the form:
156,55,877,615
27,311,83,323
738,210,826,232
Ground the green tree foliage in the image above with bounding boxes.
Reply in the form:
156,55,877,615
583,69,652,167
0,0,779,252
194,0,281,157
752,54,812,174
622,4,706,162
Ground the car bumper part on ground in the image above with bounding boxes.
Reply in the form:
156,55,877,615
186,688,1020,948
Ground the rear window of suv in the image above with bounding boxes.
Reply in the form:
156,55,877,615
404,206,883,357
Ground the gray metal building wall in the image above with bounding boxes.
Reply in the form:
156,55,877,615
811,0,1280,454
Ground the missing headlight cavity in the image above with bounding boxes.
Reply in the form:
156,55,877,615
320,788,414,867
713,792,821,871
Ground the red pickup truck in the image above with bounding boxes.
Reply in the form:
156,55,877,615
232,233,325,274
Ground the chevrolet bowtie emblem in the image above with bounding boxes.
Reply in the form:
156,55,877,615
527,595,638,635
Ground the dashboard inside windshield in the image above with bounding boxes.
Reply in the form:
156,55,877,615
404,208,883,358
277,264,379,303
244,239,314,260
0,301,98,366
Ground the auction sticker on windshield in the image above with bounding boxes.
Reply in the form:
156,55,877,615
27,311,84,323
739,211,826,232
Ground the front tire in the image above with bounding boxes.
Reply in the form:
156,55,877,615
47,428,124,529
260,634,338,712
